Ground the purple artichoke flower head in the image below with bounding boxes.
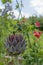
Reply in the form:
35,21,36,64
5,33,26,56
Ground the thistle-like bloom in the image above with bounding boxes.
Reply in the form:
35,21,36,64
2,2,12,16
5,34,26,55
34,30,42,38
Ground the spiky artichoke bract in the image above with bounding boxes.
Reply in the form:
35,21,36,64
5,34,26,56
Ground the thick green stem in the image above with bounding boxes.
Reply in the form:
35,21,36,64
27,33,32,48
14,56,20,65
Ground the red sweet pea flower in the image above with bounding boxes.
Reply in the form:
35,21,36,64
38,31,42,35
34,30,42,38
35,22,40,27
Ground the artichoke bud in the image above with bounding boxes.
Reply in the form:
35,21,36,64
5,34,26,56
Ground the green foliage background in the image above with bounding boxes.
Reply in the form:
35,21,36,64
0,0,43,65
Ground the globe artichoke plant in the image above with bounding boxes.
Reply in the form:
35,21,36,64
5,33,26,65
5,33,26,56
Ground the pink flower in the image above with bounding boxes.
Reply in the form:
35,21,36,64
35,22,40,27
34,30,42,38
